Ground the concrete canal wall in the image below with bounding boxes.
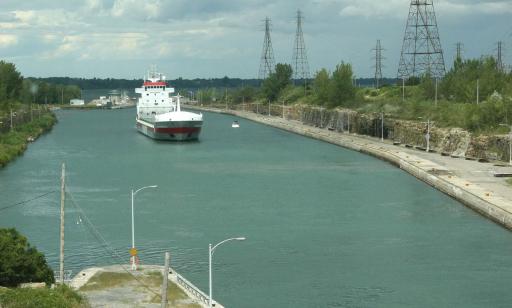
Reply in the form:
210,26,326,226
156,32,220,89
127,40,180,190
187,105,512,231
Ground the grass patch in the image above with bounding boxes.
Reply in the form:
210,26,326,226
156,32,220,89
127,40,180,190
506,178,512,186
79,272,134,291
0,285,89,308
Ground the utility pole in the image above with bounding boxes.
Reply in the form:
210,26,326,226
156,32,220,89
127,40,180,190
59,163,66,284
10,109,13,131
268,100,271,116
161,252,170,308
61,88,64,105
372,40,384,88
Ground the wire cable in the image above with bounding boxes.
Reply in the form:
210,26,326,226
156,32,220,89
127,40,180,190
0,190,56,212
65,189,161,297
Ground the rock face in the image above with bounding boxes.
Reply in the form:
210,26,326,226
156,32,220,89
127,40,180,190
272,104,510,162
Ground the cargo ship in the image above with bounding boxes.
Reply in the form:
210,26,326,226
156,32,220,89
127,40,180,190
135,70,203,141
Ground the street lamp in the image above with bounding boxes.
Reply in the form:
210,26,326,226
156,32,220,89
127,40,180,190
130,185,158,270
209,237,246,308
499,124,512,166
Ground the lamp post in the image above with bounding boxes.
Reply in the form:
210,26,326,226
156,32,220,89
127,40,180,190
131,185,158,270
209,237,246,308
418,117,431,152
500,124,512,165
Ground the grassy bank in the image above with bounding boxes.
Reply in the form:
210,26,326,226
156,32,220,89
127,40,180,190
0,285,89,308
0,112,56,167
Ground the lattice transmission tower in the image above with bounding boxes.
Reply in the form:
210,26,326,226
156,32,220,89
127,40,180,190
455,42,464,61
496,41,505,72
258,17,276,80
292,10,310,85
397,0,446,79
372,40,385,88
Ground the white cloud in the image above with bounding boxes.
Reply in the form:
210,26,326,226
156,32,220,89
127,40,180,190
339,0,512,18
340,0,406,18
0,34,18,47
111,0,162,20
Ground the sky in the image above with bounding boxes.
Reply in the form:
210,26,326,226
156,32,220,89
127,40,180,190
0,0,511,79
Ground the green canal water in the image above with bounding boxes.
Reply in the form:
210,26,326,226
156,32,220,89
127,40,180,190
1,109,512,307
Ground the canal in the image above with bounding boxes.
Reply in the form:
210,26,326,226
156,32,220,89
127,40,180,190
1,109,512,307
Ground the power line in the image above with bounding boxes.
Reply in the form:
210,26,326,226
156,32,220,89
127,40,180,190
0,190,56,212
65,189,160,297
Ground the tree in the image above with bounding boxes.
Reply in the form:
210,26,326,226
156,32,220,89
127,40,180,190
0,228,55,287
261,63,293,101
0,61,23,108
420,72,436,100
313,68,330,105
328,62,355,107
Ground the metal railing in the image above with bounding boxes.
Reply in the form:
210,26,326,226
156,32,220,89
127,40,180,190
176,273,211,306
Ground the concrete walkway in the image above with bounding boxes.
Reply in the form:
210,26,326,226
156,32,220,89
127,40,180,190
191,106,512,230
70,264,222,308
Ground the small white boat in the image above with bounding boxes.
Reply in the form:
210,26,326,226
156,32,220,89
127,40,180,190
232,120,240,128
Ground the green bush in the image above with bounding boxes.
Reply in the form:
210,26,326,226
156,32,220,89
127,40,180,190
0,228,55,287
0,285,88,308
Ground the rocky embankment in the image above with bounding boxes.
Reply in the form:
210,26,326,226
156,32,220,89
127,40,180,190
251,104,510,163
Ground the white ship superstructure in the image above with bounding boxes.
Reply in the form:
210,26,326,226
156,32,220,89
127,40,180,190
135,70,203,141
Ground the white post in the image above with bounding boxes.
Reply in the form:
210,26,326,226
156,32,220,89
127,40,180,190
59,163,66,284
10,109,13,132
381,112,384,142
347,113,350,133
208,237,246,308
426,119,430,153
131,189,135,270
509,126,512,166
209,243,213,308
268,100,271,116
282,101,285,119
435,78,438,106
131,185,157,270
402,78,405,102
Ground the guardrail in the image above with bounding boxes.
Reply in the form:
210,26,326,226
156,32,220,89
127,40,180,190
175,272,213,307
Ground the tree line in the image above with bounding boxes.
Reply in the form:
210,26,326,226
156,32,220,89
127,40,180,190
0,61,80,111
